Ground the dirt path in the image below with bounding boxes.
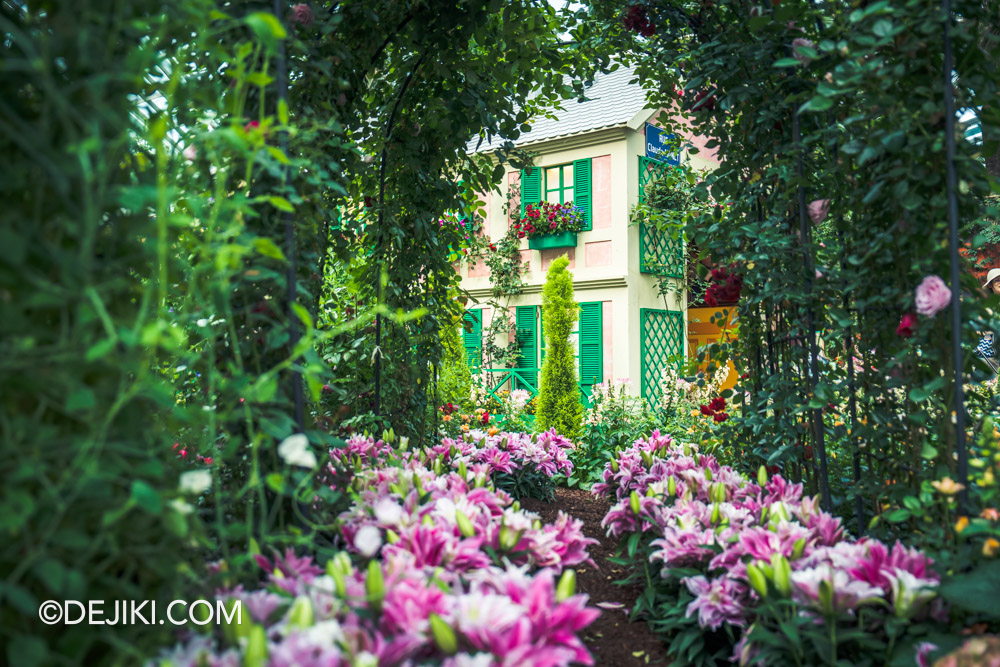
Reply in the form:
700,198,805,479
521,487,670,667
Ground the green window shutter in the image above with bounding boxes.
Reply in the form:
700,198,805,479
578,301,603,398
463,310,482,372
572,158,592,231
521,167,542,218
515,305,538,391
539,308,545,366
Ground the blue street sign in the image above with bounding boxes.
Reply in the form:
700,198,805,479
645,124,680,165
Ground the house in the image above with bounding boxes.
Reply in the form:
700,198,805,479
459,65,722,409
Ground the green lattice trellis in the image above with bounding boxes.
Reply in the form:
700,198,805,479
638,156,684,278
640,308,685,410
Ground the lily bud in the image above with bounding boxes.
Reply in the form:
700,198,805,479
667,476,676,497
222,599,250,643
455,509,476,538
433,459,443,476
711,503,721,525
646,486,656,498
771,554,792,596
422,514,434,527
386,528,400,544
286,595,314,628
366,560,385,611
458,460,468,479
792,537,806,560
512,500,521,512
399,436,409,450
747,562,768,598
704,467,713,482
630,490,641,515
243,624,268,667
428,613,458,655
330,569,346,597
556,569,577,602
610,458,619,473
757,465,768,487
818,578,834,616
641,450,653,467
498,524,524,551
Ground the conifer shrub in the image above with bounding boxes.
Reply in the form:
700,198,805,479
536,256,583,439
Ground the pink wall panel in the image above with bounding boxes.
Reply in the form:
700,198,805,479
507,171,521,230
541,248,575,272
519,249,533,274
585,240,612,267
468,257,490,278
592,154,612,229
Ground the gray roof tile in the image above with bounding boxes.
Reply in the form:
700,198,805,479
467,65,649,154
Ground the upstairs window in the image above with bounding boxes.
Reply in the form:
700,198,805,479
544,164,574,204
521,159,593,231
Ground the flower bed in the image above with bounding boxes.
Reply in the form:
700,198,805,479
594,430,945,666
154,432,598,666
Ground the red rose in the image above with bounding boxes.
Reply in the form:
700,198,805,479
896,312,917,338
713,412,729,423
700,404,714,416
709,396,726,412
291,3,314,26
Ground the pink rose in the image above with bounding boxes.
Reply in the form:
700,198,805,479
808,199,830,224
291,3,314,26
897,313,917,338
915,275,951,317
792,38,815,64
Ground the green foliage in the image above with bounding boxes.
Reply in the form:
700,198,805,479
438,315,472,409
591,0,1000,538
572,381,659,488
0,0,614,662
536,256,583,439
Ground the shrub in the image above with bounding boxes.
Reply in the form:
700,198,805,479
536,256,583,439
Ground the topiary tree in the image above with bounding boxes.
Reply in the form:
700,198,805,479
536,256,583,439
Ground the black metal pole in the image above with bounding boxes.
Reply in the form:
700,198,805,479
274,0,304,431
942,0,968,507
793,111,833,511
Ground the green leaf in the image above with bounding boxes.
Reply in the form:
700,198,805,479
268,196,295,213
246,72,275,87
773,58,802,68
245,12,287,42
800,96,833,113
252,237,287,261
253,374,278,403
940,561,1000,614
65,388,96,413
266,146,291,165
130,481,163,515
884,508,910,522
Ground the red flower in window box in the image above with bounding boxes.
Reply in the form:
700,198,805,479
708,396,726,412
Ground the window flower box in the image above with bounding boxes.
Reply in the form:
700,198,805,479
528,230,578,250
515,202,584,250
